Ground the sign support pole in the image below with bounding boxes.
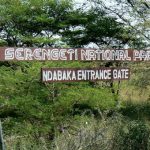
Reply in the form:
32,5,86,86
0,120,5,150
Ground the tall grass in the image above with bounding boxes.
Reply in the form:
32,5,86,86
4,113,150,150
52,114,150,150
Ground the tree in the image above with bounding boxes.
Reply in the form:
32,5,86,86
0,0,74,47
62,8,127,48
89,0,150,49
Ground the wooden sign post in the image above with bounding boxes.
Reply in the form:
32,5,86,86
0,121,5,150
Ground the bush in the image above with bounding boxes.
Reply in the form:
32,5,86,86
52,114,150,150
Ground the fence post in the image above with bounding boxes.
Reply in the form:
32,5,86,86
0,120,5,150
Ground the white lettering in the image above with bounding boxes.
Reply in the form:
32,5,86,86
5,48,14,60
15,48,24,60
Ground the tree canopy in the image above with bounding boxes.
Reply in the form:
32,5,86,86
0,0,141,48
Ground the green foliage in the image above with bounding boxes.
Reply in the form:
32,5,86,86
62,9,126,47
131,67,150,89
0,61,116,140
0,0,132,48
0,0,74,46
0,39,7,46
4,114,150,150
52,114,150,150
5,135,51,150
120,121,150,150
120,101,150,120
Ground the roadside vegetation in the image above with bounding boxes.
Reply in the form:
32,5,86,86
0,0,149,149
